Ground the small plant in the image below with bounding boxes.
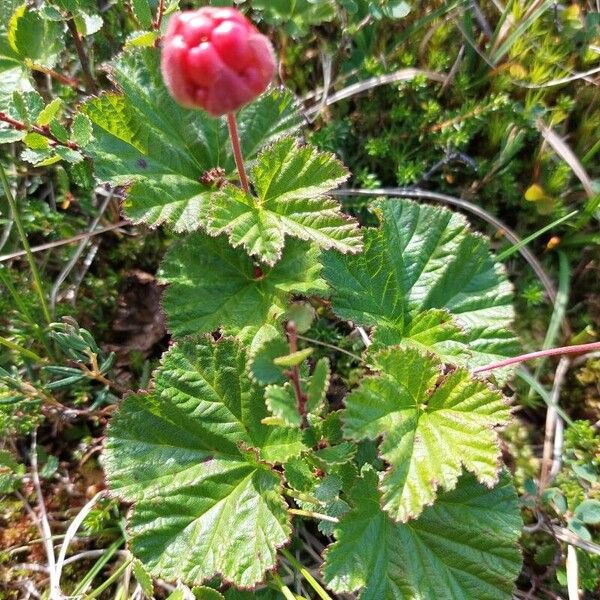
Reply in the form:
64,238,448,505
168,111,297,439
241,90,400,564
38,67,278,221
94,7,527,597
1,2,599,599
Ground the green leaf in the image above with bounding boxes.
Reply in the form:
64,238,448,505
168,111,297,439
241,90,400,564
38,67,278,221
0,127,24,143
323,468,523,600
10,90,43,124
253,0,337,37
273,347,313,367
36,98,62,125
131,0,153,29
49,119,69,143
74,10,103,36
82,48,301,232
344,346,511,521
192,587,225,600
23,132,49,150
105,336,296,587
307,357,330,414
159,234,327,338
283,301,315,333
248,333,289,385
381,0,411,19
265,382,300,427
323,199,519,377
132,558,153,596
207,138,361,265
8,4,64,67
124,30,159,48
574,499,600,525
70,113,93,147
568,518,592,541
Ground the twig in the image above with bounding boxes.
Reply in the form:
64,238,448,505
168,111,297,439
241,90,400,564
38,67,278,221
0,112,78,150
0,220,128,262
543,524,600,556
472,342,600,374
296,334,365,363
566,544,579,600
29,64,82,92
50,190,114,313
65,17,98,94
281,548,333,600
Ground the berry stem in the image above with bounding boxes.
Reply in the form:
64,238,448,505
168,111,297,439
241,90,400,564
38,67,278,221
472,341,600,374
226,112,250,194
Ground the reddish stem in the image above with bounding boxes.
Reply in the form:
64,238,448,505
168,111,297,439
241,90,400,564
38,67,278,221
226,112,250,194
473,341,600,374
0,112,79,150
30,64,82,91
286,321,309,427
154,0,165,29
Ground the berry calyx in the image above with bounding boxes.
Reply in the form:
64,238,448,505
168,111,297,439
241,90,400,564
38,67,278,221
161,8,276,116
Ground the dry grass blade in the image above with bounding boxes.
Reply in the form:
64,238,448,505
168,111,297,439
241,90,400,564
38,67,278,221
536,118,595,198
0,221,129,263
305,69,447,119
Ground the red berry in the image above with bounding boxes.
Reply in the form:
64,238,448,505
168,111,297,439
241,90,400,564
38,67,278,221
161,8,276,116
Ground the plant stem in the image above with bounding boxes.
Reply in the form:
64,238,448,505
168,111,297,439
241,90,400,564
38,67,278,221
473,341,600,374
283,487,323,506
0,112,79,150
0,335,45,363
286,321,309,427
288,508,339,523
281,549,333,600
29,63,82,91
271,573,297,600
0,163,52,325
154,0,165,29
226,112,250,194
84,557,131,599
65,17,98,95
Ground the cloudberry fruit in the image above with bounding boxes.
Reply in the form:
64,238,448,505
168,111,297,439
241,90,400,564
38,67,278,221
161,8,276,116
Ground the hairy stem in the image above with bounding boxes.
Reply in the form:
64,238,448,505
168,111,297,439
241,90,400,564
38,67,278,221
154,0,165,29
286,321,309,427
0,163,52,324
226,112,250,194
65,17,98,95
0,112,79,150
473,341,600,374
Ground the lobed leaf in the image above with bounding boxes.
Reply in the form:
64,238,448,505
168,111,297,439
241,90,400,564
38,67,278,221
323,199,519,376
82,48,301,231
105,336,299,587
159,234,327,339
343,346,511,521
323,468,523,600
207,138,362,265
